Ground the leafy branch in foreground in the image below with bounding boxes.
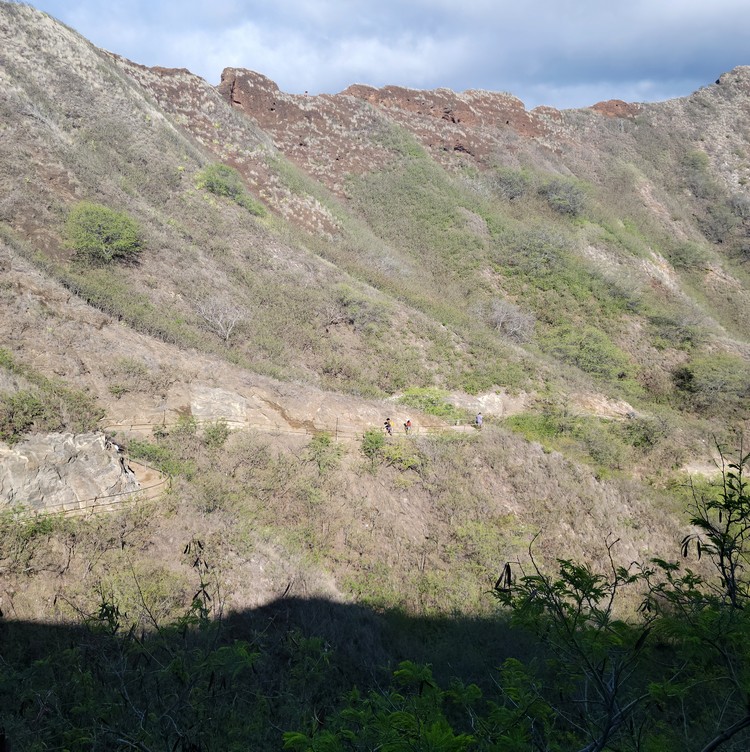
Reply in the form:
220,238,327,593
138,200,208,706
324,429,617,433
282,444,750,752
493,536,655,752
641,440,750,751
491,442,750,752
679,439,750,608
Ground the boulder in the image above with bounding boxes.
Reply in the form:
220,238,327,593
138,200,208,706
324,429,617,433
0,432,139,513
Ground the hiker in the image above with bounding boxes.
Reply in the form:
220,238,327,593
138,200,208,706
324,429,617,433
384,417,393,436
404,419,412,434
475,412,483,429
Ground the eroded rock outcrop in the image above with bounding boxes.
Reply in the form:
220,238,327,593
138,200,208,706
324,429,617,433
0,432,139,513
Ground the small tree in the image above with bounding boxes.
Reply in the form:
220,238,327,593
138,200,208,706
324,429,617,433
641,442,750,750
194,298,248,343
305,432,343,475
488,298,535,342
491,165,531,200
64,201,142,264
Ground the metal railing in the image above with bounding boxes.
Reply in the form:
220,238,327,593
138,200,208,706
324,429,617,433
9,460,170,518
99,415,478,441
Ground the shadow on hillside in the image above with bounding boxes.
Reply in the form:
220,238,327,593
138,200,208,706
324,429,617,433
0,595,532,750
229,594,534,684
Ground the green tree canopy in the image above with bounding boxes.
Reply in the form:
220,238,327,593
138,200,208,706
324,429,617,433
64,201,143,264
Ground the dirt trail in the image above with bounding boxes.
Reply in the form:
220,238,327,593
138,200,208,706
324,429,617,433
128,460,169,500
3,249,657,518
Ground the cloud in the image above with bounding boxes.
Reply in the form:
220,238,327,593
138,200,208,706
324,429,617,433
31,0,750,108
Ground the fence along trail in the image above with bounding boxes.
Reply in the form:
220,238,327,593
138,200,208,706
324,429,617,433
18,404,475,518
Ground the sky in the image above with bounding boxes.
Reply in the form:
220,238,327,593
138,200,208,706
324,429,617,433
24,0,750,110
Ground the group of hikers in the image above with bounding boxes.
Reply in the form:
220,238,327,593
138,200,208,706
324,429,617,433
383,417,410,436
383,412,482,436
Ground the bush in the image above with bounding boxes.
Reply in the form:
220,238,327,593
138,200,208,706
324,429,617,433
673,354,750,416
0,390,50,443
361,428,385,467
648,313,706,350
196,163,245,199
503,412,564,445
500,226,571,277
305,432,342,475
488,299,535,342
491,166,531,200
668,241,710,270
398,388,465,421
64,201,142,264
128,438,193,477
332,284,390,332
701,202,739,243
203,418,230,449
578,421,629,470
537,178,587,216
381,439,426,474
541,325,631,380
0,385,102,444
683,150,718,200
196,163,265,216
0,350,103,442
620,415,669,450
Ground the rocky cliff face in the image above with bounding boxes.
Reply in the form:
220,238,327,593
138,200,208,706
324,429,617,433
0,433,139,513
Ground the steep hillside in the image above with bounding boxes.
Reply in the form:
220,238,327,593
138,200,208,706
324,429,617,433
1,0,749,627
5,4,750,750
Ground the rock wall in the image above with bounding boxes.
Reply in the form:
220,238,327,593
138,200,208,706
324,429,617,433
0,432,139,513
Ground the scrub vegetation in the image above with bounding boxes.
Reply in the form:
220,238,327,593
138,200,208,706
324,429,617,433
2,4,750,749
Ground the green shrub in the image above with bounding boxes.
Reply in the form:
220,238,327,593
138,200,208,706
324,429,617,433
0,390,50,443
0,348,15,372
361,428,385,466
196,163,265,216
648,314,706,350
0,385,102,444
196,163,244,199
668,241,710,270
578,420,629,470
128,438,194,477
0,351,103,442
333,284,390,332
500,226,570,277
381,439,426,474
620,415,669,450
673,354,750,416
504,412,566,445
541,325,632,380
203,418,230,449
505,409,645,471
537,178,587,216
305,432,343,475
491,166,531,200
64,201,142,264
701,202,739,243
683,150,718,200
398,388,465,421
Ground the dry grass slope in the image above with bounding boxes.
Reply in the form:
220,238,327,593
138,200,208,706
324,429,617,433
0,3,749,630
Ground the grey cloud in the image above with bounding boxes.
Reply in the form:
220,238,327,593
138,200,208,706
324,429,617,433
31,0,750,108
